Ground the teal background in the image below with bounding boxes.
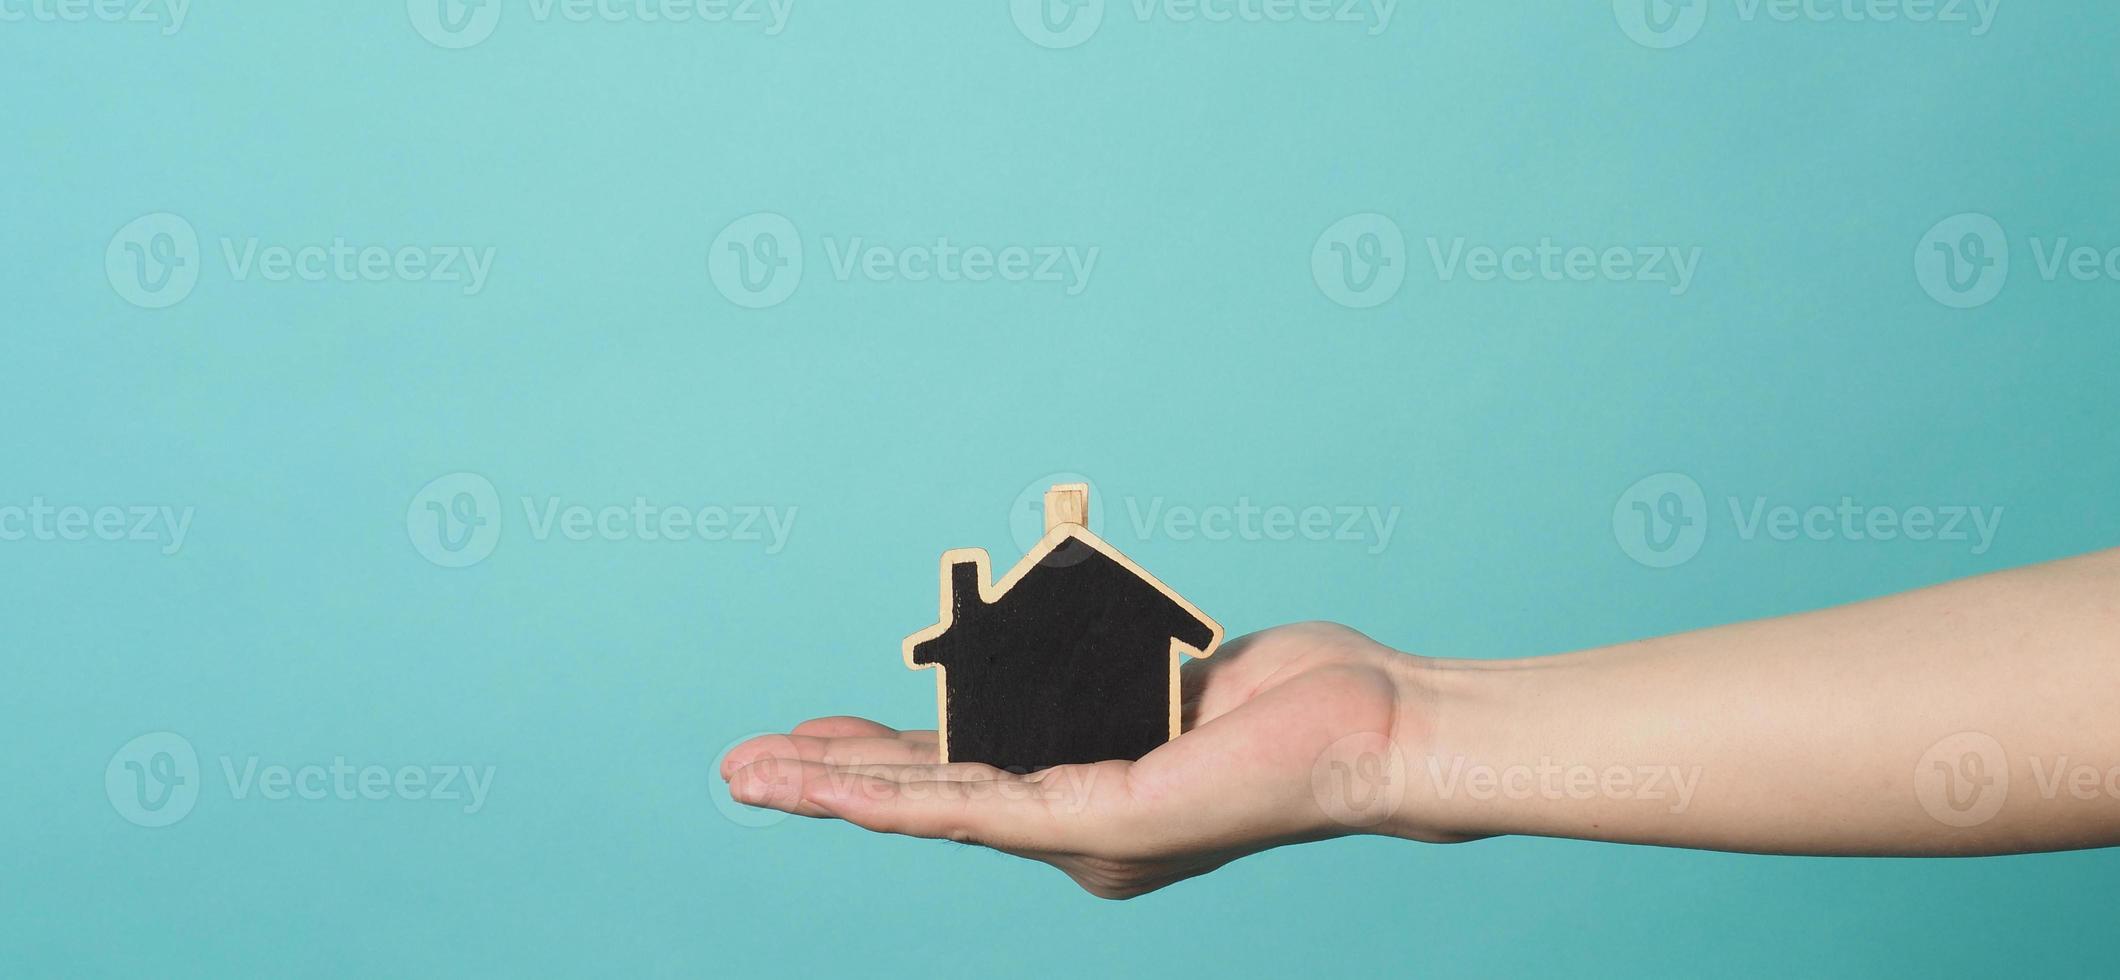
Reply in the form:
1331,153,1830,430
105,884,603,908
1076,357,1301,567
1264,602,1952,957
5,3,2117,977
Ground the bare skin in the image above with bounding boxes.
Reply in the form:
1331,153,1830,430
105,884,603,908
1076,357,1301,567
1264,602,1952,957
722,548,2120,899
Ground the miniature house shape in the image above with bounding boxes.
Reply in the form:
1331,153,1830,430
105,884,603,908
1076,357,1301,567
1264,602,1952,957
903,486,1222,773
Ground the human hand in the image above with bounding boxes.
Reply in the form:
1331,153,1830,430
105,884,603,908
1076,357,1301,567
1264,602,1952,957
720,622,1473,899
727,550,2120,887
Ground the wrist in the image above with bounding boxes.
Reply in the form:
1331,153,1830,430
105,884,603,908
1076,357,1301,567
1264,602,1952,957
1381,652,1530,843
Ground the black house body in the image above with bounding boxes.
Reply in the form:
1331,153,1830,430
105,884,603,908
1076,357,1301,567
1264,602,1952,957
905,527,1221,774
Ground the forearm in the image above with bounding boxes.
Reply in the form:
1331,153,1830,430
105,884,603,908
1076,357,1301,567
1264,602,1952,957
1397,549,2120,855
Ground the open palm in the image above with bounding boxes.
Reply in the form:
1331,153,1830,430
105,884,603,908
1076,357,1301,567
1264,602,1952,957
721,622,1453,898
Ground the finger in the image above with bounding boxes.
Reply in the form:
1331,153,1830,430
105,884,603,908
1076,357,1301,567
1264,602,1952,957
790,716,899,739
724,758,837,819
789,719,939,748
821,771,1070,850
750,758,1110,853
787,718,940,749
825,761,1016,783
722,734,942,778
